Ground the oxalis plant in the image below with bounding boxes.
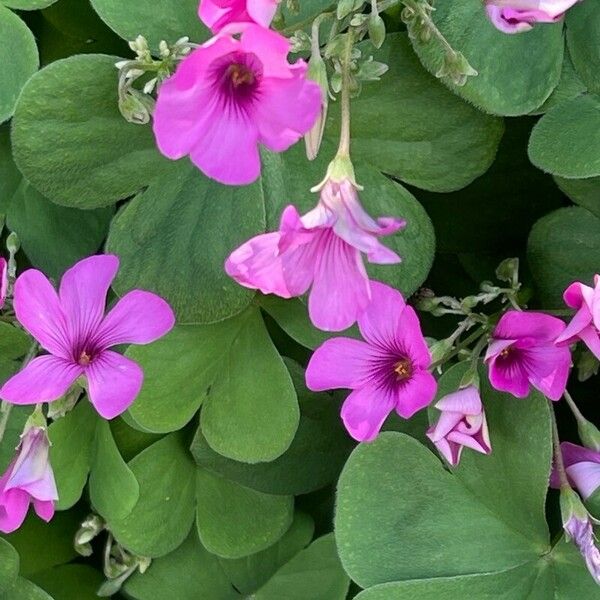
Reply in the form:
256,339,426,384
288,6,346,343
0,0,598,598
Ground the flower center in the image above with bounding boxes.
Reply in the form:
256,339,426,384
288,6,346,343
226,63,255,88
499,347,511,358
78,351,93,367
393,359,412,381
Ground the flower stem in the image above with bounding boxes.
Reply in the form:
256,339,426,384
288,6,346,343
336,30,355,159
564,389,587,428
430,325,488,370
550,401,570,489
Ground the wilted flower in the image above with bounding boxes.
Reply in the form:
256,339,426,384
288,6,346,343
485,311,571,401
485,0,581,34
0,426,58,533
305,282,437,441
0,255,175,419
0,258,7,309
226,169,405,331
556,276,600,360
551,442,600,500
199,0,279,33
427,385,491,466
153,24,322,185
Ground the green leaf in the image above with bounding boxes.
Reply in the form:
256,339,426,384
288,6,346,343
124,532,240,600
12,54,170,209
48,400,98,510
325,33,503,191
0,126,22,212
7,181,113,280
191,360,354,495
567,0,600,94
1,0,58,8
30,565,104,600
408,0,564,116
90,0,208,50
107,160,264,324
528,206,600,307
0,5,38,123
109,417,162,462
0,324,31,361
253,534,350,600
89,419,139,521
109,433,196,557
1,577,53,600
200,307,299,463
196,469,294,559
335,433,546,588
218,512,314,595
533,53,586,115
0,405,29,473
0,537,19,594
556,176,600,219
528,94,600,178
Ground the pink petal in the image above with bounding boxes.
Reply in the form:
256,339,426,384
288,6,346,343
308,234,370,331
306,337,377,391
0,488,30,533
577,326,600,360
246,0,279,26
394,306,432,369
447,430,490,454
395,370,437,419
427,411,464,442
435,386,482,415
32,499,55,522
556,305,593,344
59,255,119,351
487,354,530,398
566,462,600,500
0,356,82,405
525,345,571,401
429,435,462,466
13,269,70,358
93,290,175,349
239,25,293,79
486,5,533,33
485,338,516,361
340,383,395,442
86,351,143,419
356,281,406,348
563,281,589,310
494,311,566,344
562,442,600,468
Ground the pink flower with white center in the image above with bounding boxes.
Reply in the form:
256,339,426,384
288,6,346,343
426,385,491,466
0,255,175,419
305,282,437,442
485,0,582,34
199,0,279,33
550,442,600,500
153,24,322,185
556,276,600,360
226,176,405,331
0,258,7,309
0,426,58,533
484,311,571,401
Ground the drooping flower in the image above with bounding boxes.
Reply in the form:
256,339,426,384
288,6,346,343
426,385,491,466
226,171,405,331
550,442,600,500
0,258,7,309
153,24,322,185
0,255,175,419
485,0,581,34
560,487,600,585
0,426,58,533
305,282,437,441
199,0,279,33
556,276,600,360
484,311,571,401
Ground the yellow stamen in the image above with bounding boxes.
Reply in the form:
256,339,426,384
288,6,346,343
393,359,412,380
78,351,92,366
227,64,255,87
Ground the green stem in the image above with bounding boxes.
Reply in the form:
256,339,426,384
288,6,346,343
563,389,587,427
279,4,336,36
336,31,355,158
430,325,488,370
550,401,570,489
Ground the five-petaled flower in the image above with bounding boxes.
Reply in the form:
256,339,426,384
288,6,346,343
485,0,582,34
305,282,437,441
199,0,279,33
0,426,58,533
556,276,600,360
485,310,571,401
0,255,175,419
226,174,405,331
153,24,322,185
427,385,491,466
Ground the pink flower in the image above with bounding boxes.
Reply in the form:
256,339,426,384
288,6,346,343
0,258,7,309
0,427,58,533
199,0,279,33
484,311,571,401
305,282,437,441
485,0,581,33
0,255,175,419
551,442,600,500
426,386,491,466
225,177,405,331
153,24,322,185
556,276,600,360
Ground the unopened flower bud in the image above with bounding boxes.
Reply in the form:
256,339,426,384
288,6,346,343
6,232,20,255
337,0,361,20
496,257,519,286
428,338,453,364
74,514,104,554
118,89,155,125
369,13,386,49
304,52,329,161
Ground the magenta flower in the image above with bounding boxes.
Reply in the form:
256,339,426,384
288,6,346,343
0,257,7,309
226,177,405,331
550,442,600,500
153,24,322,185
0,427,58,533
305,282,436,441
199,0,279,33
0,255,175,419
484,311,571,401
556,276,600,360
485,0,581,33
426,385,491,466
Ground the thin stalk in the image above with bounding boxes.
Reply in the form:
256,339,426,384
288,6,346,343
336,30,355,158
430,325,488,370
550,401,570,489
564,389,587,428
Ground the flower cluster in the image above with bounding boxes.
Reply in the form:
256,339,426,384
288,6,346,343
485,0,582,33
153,0,322,184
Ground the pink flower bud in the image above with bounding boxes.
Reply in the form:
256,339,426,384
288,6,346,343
485,0,582,34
